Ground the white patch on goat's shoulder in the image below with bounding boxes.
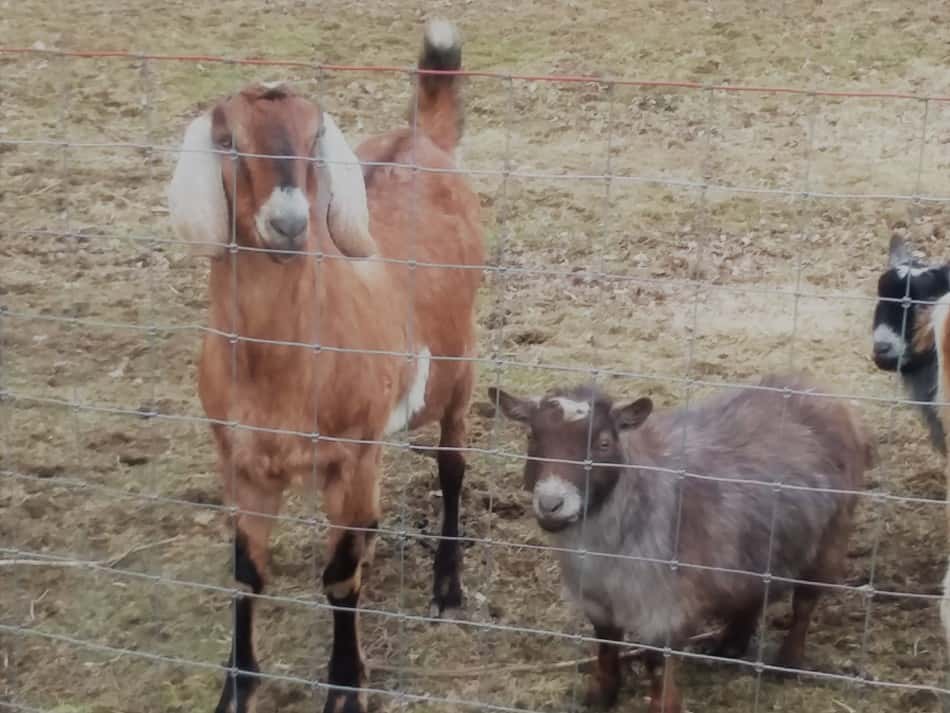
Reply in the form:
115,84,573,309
533,476,582,524
425,19,460,50
548,397,590,422
383,347,431,436
255,187,310,247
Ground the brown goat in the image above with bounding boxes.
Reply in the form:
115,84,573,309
166,20,482,713
492,374,871,713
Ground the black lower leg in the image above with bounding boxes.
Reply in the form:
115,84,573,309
432,449,465,614
323,531,367,713
215,533,263,713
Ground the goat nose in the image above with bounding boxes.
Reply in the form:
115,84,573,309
873,340,893,356
536,491,565,515
269,213,308,240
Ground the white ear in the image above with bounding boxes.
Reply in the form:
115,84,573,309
166,113,229,258
316,113,376,258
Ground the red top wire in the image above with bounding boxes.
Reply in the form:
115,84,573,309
1,46,948,102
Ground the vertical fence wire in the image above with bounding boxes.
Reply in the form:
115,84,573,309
311,61,328,707
653,84,717,711
225,96,242,710
137,52,168,648
484,72,518,710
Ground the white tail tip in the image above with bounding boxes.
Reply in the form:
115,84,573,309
425,18,461,51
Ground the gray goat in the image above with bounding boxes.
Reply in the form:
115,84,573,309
491,373,872,713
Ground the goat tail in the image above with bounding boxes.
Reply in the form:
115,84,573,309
409,19,464,155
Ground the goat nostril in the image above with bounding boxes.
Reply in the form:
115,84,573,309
873,341,892,356
538,493,565,515
269,214,308,240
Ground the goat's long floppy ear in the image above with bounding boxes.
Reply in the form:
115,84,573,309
487,387,538,423
166,113,229,258
316,112,377,258
888,232,911,268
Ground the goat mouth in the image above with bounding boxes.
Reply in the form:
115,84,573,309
871,353,902,371
257,230,304,263
536,516,576,533
269,251,298,264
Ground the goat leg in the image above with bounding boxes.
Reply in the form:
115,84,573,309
644,651,682,713
583,624,623,709
430,412,467,617
322,451,380,713
214,482,281,713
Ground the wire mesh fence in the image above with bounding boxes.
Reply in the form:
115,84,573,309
3,40,950,713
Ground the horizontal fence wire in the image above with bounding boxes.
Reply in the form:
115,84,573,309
2,46,950,101
3,137,950,204
3,46,949,713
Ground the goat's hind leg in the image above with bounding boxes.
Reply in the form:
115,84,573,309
214,478,282,713
430,398,468,618
706,602,761,661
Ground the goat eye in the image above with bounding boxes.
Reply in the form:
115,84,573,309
215,134,233,151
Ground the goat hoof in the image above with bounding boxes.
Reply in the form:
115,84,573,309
428,599,467,621
214,664,260,713
323,690,367,713
647,698,683,713
582,683,619,709
429,575,464,619
702,637,751,662
769,646,805,679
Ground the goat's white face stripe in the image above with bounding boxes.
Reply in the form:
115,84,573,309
533,476,582,523
383,347,431,436
548,397,590,422
872,323,906,355
895,264,929,280
255,187,310,246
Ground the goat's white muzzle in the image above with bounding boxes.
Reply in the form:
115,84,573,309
532,476,582,532
255,186,310,258
871,323,906,371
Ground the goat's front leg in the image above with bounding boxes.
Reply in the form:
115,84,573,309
214,475,283,713
430,408,467,617
321,450,380,713
584,624,623,709
644,651,682,713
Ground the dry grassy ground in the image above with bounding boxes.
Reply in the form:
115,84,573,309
4,1,950,712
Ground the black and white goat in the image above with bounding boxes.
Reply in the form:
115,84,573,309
871,233,950,455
